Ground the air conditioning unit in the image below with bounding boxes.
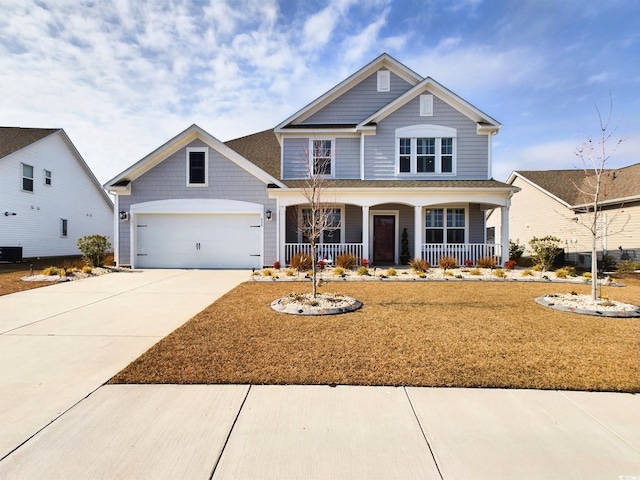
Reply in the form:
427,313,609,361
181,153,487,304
576,253,591,269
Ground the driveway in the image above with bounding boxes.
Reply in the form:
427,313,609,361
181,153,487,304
0,269,248,460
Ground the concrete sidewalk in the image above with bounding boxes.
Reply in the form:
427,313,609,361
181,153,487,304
1,270,639,479
0,269,248,460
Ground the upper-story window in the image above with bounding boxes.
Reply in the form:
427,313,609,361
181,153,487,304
22,163,34,192
309,139,334,177
44,169,52,186
396,125,456,175
186,147,208,186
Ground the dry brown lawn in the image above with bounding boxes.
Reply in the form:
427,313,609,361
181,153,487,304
111,277,640,392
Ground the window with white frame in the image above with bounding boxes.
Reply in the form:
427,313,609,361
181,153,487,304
61,218,68,238
309,139,334,177
425,208,465,244
300,207,342,244
186,147,208,186
22,163,34,192
396,125,456,175
44,169,52,186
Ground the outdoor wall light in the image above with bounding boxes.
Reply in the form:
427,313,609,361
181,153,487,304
4,211,17,216
265,209,272,221
119,211,129,220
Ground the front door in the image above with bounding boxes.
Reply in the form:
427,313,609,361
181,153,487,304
373,215,396,264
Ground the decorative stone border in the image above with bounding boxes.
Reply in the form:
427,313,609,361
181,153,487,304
535,296,640,318
271,294,363,316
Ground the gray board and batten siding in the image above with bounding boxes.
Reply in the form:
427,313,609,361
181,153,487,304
118,139,277,265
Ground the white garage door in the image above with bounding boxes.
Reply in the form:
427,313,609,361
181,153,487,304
135,213,261,269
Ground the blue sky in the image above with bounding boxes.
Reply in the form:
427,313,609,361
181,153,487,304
1,0,638,184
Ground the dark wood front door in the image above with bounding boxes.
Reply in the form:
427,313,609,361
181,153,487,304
373,215,395,264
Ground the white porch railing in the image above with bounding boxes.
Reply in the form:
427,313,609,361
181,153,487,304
285,243,363,264
422,243,502,266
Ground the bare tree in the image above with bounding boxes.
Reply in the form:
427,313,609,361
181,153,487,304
296,141,338,297
573,97,627,300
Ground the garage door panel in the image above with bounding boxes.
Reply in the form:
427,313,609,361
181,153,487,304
136,213,261,269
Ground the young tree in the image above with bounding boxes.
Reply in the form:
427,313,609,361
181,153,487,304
297,142,338,297
573,97,627,300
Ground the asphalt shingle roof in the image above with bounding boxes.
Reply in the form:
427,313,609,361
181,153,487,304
0,127,59,159
515,162,640,206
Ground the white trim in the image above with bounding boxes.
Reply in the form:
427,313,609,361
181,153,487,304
424,205,469,245
370,210,399,264
186,146,209,187
21,163,34,192
308,138,336,179
419,94,433,116
113,194,119,266
395,125,457,176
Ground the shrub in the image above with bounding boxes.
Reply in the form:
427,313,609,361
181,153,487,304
494,269,506,278
528,235,562,271
600,254,617,272
386,267,397,277
505,260,517,270
333,266,345,276
477,256,497,268
617,259,640,273
336,253,357,270
356,265,370,276
509,239,525,261
42,266,60,276
582,272,592,282
360,258,369,267
285,268,296,277
444,270,453,277
531,264,542,272
438,255,457,270
273,261,281,270
409,257,430,273
82,265,93,274
290,252,312,271
469,268,482,276
521,270,533,277
464,259,473,267
554,267,569,279
261,268,273,277
77,235,112,268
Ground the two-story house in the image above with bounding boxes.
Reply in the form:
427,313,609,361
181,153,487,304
0,127,113,260
105,54,518,269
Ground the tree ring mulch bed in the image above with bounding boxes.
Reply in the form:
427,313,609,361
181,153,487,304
271,292,362,315
535,295,640,318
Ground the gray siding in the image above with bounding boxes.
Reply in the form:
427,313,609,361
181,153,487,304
300,70,413,124
468,203,485,243
118,139,277,265
335,138,360,179
364,95,489,180
282,137,308,179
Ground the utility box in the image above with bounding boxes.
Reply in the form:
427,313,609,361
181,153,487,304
0,247,23,262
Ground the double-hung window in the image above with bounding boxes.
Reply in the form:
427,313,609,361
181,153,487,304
22,163,34,192
309,139,334,177
186,147,208,186
425,208,466,244
300,207,342,244
396,125,456,175
44,170,52,186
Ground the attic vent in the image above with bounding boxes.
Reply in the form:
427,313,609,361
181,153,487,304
420,95,433,116
377,70,390,92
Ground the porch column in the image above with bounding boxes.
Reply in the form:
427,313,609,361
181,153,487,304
414,206,422,260
362,206,369,261
279,204,287,266
500,204,510,267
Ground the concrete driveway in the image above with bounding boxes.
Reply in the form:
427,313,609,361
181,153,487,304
0,269,248,460
1,270,639,479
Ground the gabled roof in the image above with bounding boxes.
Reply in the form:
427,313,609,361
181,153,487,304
1,127,112,208
358,77,502,134
275,53,422,132
0,127,59,159
509,162,640,208
104,124,286,190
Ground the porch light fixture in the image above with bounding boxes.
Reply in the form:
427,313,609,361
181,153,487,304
119,211,129,220
265,210,272,221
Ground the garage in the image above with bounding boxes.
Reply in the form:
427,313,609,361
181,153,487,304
130,199,263,269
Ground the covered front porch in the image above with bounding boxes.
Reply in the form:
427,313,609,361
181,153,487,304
270,187,515,268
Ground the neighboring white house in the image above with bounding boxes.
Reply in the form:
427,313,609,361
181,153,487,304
487,163,640,267
106,53,518,269
0,127,113,259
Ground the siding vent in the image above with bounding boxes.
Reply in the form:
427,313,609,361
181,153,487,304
420,95,433,116
377,70,390,92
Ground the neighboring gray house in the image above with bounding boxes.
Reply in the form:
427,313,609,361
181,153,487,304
105,54,517,269
0,127,113,259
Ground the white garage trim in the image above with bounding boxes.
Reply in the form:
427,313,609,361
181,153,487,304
130,199,265,269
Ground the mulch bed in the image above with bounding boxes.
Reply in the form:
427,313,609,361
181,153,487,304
110,279,640,392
